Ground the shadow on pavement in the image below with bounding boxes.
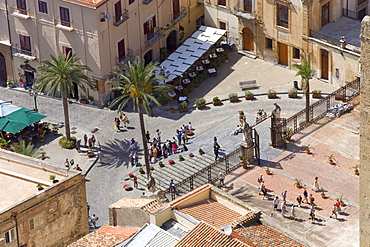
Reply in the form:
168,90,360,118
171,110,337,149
98,138,131,168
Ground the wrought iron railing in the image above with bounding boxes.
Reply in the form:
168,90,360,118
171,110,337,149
280,77,360,137
172,6,187,23
342,8,359,20
12,46,35,57
166,147,243,193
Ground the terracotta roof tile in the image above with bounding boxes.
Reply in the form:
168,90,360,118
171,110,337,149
175,222,249,247
177,199,242,228
233,223,304,247
62,0,107,8
68,225,137,247
109,198,160,213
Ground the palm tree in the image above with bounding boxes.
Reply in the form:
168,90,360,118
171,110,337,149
36,52,95,140
107,58,174,179
11,140,49,159
292,59,315,123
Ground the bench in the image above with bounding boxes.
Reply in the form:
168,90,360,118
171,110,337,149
239,80,259,90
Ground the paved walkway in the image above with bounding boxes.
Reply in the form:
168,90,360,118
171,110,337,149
1,50,356,246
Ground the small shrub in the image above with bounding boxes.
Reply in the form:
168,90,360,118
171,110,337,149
244,91,254,96
150,165,155,170
178,101,188,109
212,96,220,102
228,93,238,99
289,88,298,94
178,155,184,160
312,90,322,94
49,175,56,181
299,121,306,128
58,136,77,149
0,138,8,147
267,88,277,95
195,98,206,106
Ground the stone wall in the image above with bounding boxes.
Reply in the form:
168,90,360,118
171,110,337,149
360,15,370,246
109,206,150,228
0,174,89,247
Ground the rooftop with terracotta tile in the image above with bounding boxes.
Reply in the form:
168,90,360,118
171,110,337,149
68,225,137,247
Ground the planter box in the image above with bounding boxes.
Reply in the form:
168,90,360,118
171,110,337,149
288,94,297,98
268,94,277,99
312,94,321,98
179,108,188,113
229,97,238,102
213,100,222,106
197,104,206,109
335,94,344,100
79,99,89,104
170,109,175,113
245,95,254,100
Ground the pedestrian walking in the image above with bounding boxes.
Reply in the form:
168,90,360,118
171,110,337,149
312,177,320,191
291,204,296,219
145,131,150,143
282,190,287,201
303,189,309,204
273,196,279,211
309,207,316,223
74,164,82,171
257,174,264,184
281,200,286,216
133,151,139,165
90,214,99,228
88,137,93,148
172,142,178,154
76,139,81,152
218,172,225,186
176,131,182,145
83,134,88,147
91,135,96,148
169,179,176,193
214,145,219,160
261,187,268,200
70,159,74,167
122,114,129,128
296,195,303,207
335,199,341,213
309,194,315,205
156,129,161,142
97,150,104,163
114,118,120,130
64,158,70,169
330,205,338,219
133,176,138,188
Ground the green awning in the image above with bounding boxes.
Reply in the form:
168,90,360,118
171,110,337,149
5,108,46,125
0,118,28,134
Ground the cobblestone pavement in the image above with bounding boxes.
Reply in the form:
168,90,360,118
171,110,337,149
0,51,357,245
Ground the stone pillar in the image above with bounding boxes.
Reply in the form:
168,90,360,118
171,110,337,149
240,141,254,164
360,15,370,246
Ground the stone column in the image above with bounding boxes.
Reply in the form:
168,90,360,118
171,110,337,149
360,15,370,246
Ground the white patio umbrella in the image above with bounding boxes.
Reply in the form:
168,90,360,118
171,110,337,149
0,101,21,117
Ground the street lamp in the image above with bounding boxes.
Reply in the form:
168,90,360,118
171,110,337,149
28,89,39,112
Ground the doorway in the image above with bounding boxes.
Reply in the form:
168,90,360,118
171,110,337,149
144,50,153,65
0,53,7,84
242,27,254,52
166,30,177,54
321,49,329,80
278,42,288,66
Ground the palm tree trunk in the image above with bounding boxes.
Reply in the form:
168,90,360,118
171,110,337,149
305,79,310,123
62,93,71,140
138,105,150,179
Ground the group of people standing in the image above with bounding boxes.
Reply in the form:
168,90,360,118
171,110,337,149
114,113,129,131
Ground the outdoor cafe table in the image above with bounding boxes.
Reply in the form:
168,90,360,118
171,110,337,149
202,60,210,65
196,66,204,72
189,72,197,79
209,53,217,59
208,68,217,77
168,92,177,98
182,79,191,86
216,48,224,53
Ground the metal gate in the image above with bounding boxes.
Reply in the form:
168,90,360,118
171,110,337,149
253,128,260,165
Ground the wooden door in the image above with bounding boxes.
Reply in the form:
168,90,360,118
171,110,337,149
0,53,6,83
321,49,329,80
173,0,180,20
278,42,288,66
242,28,254,52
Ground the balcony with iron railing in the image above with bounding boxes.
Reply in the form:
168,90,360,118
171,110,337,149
12,46,36,60
116,48,134,65
114,10,129,27
10,6,31,20
231,4,256,20
172,6,187,24
55,19,74,31
145,27,163,45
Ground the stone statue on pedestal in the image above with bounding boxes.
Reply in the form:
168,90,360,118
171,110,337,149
242,116,253,147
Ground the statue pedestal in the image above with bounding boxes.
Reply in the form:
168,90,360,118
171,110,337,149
240,141,254,164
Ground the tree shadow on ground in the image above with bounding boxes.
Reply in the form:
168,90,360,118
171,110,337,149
97,138,132,168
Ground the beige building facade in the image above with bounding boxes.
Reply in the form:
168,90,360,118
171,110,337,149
0,150,88,247
204,0,364,86
0,0,204,105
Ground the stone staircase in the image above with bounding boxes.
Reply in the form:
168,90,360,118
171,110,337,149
136,152,230,196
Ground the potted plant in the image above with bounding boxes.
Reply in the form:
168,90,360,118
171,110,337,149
87,151,95,158
228,93,238,102
123,184,132,191
319,188,328,199
178,101,188,113
195,98,206,109
303,144,314,154
170,107,175,113
288,88,298,98
88,95,94,104
335,93,345,101
238,155,248,168
39,132,46,143
7,79,14,88
52,126,59,135
79,97,89,104
244,90,254,100
128,173,134,178
168,159,175,165
312,90,322,98
265,166,272,175
188,153,194,157
267,88,277,99
159,161,165,167
150,165,155,170
0,138,8,148
212,96,222,106
36,183,44,191
325,154,336,165
199,148,205,155
43,122,51,133
351,164,359,175
178,155,185,161
49,174,59,184
294,178,303,188
139,167,145,174
285,127,293,141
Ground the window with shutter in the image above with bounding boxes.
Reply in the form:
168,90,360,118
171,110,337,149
38,0,48,14
118,39,125,61
62,46,72,57
277,4,289,28
115,1,122,23
145,15,156,41
19,34,31,52
17,0,27,14
60,7,70,27
218,0,226,6
129,0,135,4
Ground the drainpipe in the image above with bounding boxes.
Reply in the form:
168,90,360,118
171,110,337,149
346,0,348,17
10,212,20,247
